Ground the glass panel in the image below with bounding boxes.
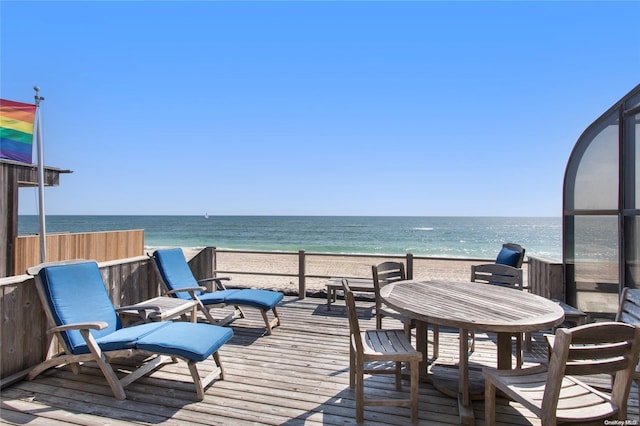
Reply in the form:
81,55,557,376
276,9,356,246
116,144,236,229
625,112,639,208
564,111,619,212
572,119,619,210
572,215,619,316
626,215,640,288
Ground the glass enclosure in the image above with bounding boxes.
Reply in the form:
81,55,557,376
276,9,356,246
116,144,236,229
563,84,640,319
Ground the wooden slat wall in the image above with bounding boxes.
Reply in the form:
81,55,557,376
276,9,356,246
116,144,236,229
14,230,144,275
1,160,69,278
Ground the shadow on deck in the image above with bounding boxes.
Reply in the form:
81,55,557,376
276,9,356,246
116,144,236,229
2,295,638,425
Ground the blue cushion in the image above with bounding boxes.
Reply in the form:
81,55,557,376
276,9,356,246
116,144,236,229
136,322,234,362
37,260,233,361
154,249,203,299
223,289,284,310
39,261,122,355
74,322,171,354
496,246,522,267
199,289,242,305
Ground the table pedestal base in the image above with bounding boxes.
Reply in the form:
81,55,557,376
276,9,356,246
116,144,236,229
428,364,485,400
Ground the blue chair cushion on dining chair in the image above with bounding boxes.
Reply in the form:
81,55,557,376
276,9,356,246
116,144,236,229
153,248,204,299
223,289,284,310
136,322,234,362
495,245,523,268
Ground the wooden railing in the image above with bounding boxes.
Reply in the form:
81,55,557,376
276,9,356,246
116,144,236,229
527,256,564,301
212,248,420,295
210,248,564,302
0,247,561,384
14,230,144,275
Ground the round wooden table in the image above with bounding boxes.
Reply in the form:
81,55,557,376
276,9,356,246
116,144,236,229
381,279,565,425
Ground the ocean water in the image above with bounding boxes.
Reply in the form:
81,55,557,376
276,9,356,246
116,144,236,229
18,215,562,260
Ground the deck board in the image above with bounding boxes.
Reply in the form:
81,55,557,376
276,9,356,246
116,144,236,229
1,295,638,425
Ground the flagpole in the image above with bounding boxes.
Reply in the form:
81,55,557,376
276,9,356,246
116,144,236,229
34,86,46,263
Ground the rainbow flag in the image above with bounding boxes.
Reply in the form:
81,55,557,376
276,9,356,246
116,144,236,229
1,98,37,163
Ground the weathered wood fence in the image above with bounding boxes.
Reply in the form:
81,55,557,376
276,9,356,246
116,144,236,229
13,230,144,275
527,256,564,300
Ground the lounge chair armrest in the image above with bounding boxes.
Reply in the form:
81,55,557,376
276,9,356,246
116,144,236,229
115,304,162,324
165,286,207,295
197,277,230,283
48,321,108,334
198,277,231,291
115,305,161,314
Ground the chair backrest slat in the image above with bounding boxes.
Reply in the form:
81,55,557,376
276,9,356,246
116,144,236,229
616,287,640,325
470,263,523,289
373,262,406,287
565,357,631,376
372,262,406,318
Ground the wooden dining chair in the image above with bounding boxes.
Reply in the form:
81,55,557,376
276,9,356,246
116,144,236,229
614,287,640,406
372,262,439,358
483,321,640,425
342,279,422,423
470,263,524,366
547,287,640,405
372,262,412,333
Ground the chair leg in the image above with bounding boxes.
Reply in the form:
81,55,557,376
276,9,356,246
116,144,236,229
27,354,84,381
261,307,281,335
410,359,419,423
261,311,273,335
233,306,246,319
376,313,383,330
485,379,496,426
515,333,523,368
395,361,402,390
403,322,412,340
70,362,81,375
349,344,356,388
188,351,226,401
213,351,225,380
188,361,206,400
356,354,364,423
431,324,440,359
82,330,127,400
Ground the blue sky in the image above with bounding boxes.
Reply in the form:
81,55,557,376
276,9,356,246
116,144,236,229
2,1,638,216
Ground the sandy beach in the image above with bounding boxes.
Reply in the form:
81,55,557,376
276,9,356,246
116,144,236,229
178,248,526,296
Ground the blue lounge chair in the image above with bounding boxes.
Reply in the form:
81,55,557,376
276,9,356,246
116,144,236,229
27,260,233,400
151,248,283,334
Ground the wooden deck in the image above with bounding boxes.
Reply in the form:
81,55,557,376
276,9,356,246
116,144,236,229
2,295,638,425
